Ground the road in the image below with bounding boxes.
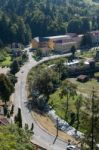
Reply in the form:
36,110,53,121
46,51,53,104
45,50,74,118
13,47,78,150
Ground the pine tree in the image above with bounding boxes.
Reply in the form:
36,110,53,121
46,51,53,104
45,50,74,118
15,108,22,128
31,123,34,131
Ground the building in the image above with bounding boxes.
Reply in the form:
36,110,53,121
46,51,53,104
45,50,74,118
0,117,9,126
90,30,99,45
77,75,89,82
32,34,82,54
32,30,99,54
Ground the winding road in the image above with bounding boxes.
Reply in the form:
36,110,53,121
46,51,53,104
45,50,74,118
13,47,78,150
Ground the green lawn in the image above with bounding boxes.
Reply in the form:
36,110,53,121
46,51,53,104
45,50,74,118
49,89,78,119
77,47,98,59
0,56,12,67
84,0,99,5
48,87,86,132
68,78,99,96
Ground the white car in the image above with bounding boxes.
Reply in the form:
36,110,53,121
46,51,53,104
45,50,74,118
67,145,76,150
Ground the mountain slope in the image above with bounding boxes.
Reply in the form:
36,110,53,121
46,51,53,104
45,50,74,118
0,0,99,46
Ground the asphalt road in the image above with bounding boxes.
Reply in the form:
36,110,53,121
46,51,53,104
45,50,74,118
13,47,79,150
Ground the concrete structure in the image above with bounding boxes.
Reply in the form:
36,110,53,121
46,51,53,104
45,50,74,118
32,34,82,54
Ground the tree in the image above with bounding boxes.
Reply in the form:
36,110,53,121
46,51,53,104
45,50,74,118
55,59,65,82
81,33,92,48
10,60,20,74
67,19,82,34
31,123,34,131
7,73,17,85
60,80,77,120
35,48,43,59
81,88,99,149
10,104,14,115
81,17,91,33
33,69,53,100
70,45,76,59
75,94,82,132
0,124,34,150
0,74,14,105
32,68,58,109
89,60,95,78
15,108,22,128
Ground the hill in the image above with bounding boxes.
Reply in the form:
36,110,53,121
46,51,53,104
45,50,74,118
0,0,99,46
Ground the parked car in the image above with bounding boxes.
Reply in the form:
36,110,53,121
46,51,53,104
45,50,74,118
67,145,76,150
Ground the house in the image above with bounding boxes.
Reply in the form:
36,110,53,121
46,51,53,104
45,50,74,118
0,117,9,126
32,37,39,49
32,34,82,54
77,75,89,82
90,30,99,45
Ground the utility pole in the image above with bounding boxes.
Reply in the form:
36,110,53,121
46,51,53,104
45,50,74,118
56,118,59,137
53,118,59,144
91,87,95,150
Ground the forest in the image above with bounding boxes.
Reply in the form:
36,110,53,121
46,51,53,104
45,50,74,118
0,0,99,46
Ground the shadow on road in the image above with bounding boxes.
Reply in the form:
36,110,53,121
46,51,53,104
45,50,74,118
53,135,58,144
24,100,33,112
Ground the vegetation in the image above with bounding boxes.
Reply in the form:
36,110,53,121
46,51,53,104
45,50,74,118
70,45,76,59
60,80,77,120
0,74,14,104
0,124,34,150
15,108,22,128
10,60,20,74
0,0,99,46
81,33,92,48
31,68,59,110
0,48,12,67
28,56,99,149
81,89,99,150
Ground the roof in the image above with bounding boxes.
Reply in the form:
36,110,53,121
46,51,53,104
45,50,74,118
64,60,80,66
0,118,9,126
90,30,99,36
33,33,83,43
34,37,39,42
43,35,71,40
77,75,88,80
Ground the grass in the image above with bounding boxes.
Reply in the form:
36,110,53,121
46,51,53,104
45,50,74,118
28,52,99,133
69,78,99,96
77,47,98,59
0,56,12,67
84,0,99,5
49,89,78,119
48,86,87,132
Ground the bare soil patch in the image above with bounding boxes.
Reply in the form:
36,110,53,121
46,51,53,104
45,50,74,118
32,110,79,145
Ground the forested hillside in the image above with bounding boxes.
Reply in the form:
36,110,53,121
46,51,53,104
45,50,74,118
0,0,99,46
